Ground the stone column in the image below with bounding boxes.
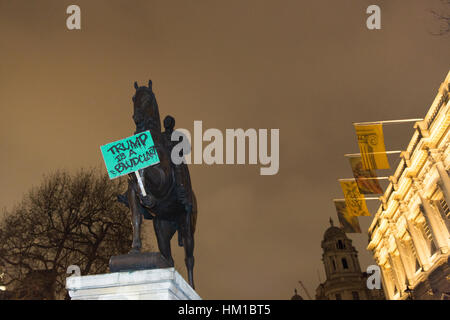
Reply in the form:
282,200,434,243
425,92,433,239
428,148,450,206
400,202,431,270
379,239,398,298
389,224,414,285
436,179,450,231
436,163,450,205
383,236,406,297
413,178,449,254
388,253,406,297
419,200,449,254
384,263,400,299
375,257,392,300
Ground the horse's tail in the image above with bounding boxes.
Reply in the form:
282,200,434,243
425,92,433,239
178,192,197,247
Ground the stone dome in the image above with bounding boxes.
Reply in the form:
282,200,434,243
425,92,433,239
291,289,304,300
323,226,346,240
323,218,346,241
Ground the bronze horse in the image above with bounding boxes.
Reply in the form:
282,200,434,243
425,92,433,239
118,80,197,288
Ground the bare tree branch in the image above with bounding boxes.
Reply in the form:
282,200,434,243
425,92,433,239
0,168,135,299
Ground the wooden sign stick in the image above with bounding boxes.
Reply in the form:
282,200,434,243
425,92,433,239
135,170,147,196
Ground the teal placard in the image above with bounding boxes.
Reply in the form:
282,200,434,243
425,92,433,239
100,131,160,179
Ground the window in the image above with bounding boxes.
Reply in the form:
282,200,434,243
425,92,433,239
423,222,437,255
331,258,336,271
424,222,432,239
342,258,349,269
440,199,449,218
418,209,438,256
335,293,342,300
438,198,450,219
337,240,344,249
351,291,360,300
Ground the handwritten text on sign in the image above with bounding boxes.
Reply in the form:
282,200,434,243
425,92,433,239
100,131,160,179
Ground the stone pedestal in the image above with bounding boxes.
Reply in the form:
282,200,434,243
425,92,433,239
109,252,173,272
66,267,201,300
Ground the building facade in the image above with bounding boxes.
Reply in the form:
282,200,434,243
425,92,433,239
315,219,384,300
367,71,450,300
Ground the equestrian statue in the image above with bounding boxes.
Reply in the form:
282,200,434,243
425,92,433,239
116,80,197,289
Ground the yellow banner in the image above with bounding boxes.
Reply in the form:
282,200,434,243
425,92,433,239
349,156,383,194
355,124,390,170
340,180,371,217
334,200,362,233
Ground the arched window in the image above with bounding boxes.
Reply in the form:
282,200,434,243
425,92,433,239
337,240,345,249
342,258,349,269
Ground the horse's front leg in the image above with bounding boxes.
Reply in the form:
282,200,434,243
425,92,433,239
127,181,142,253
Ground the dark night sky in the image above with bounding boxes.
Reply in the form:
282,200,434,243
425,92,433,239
0,0,449,299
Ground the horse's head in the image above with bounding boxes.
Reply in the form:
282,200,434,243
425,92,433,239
132,80,161,135
131,81,173,202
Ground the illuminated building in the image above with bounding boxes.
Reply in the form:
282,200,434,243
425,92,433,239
367,71,450,300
